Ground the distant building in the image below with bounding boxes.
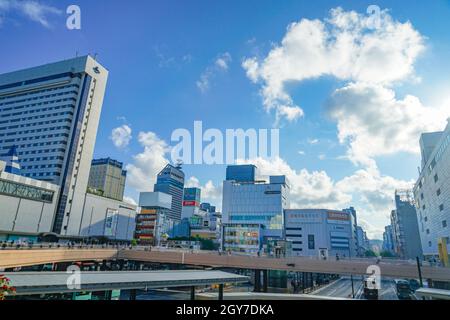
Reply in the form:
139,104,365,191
284,209,355,258
226,164,257,182
78,193,136,242
154,164,185,222
181,187,201,219
222,223,264,254
0,160,59,243
343,207,358,257
88,158,126,201
136,192,172,245
391,190,423,259
222,167,290,253
356,226,370,256
414,120,450,259
382,225,395,254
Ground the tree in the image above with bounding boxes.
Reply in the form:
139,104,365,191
0,275,16,300
364,250,377,257
380,250,395,258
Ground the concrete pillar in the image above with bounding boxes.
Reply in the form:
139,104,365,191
253,270,261,292
218,284,224,300
262,270,268,293
190,286,196,300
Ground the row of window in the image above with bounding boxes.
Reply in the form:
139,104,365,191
0,110,74,125
0,91,77,107
0,99,77,118
2,140,67,150
0,118,72,132
0,126,71,138
0,178,54,202
0,83,79,102
0,133,69,144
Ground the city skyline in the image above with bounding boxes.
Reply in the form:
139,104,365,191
2,0,450,239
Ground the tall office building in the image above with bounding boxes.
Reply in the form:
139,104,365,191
414,120,450,259
0,145,21,174
154,163,185,222
391,190,423,259
0,56,109,234
222,165,290,252
88,158,126,201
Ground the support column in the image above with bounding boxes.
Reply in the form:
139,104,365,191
218,284,224,300
104,290,112,300
129,289,137,301
190,286,196,300
262,270,268,293
253,270,261,292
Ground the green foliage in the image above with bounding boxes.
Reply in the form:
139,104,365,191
380,250,395,258
364,250,377,257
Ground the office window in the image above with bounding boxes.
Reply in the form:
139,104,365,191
426,229,430,235
434,174,439,183
437,188,441,196
428,241,432,247
443,220,448,228
308,235,315,250
440,204,444,212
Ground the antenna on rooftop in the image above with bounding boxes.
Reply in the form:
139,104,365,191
175,159,183,170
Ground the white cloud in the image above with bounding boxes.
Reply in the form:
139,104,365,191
125,131,170,192
123,196,137,206
110,125,132,149
298,150,305,155
0,0,62,28
238,157,351,209
197,52,232,93
186,176,223,210
237,156,411,239
242,7,425,122
327,82,450,166
307,138,319,145
215,52,232,70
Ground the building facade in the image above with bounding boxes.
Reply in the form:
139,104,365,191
391,190,423,259
0,55,109,235
0,160,59,243
136,192,173,245
414,121,450,258
88,158,126,201
78,193,136,242
382,225,395,254
226,164,256,182
222,223,264,254
222,171,290,244
181,187,201,219
284,209,355,258
154,164,185,222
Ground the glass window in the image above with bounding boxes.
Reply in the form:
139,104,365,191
308,235,315,250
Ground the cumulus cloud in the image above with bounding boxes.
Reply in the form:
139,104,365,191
238,157,351,209
197,52,232,93
123,196,137,206
242,7,425,122
0,0,62,28
236,156,411,239
327,82,450,166
125,132,171,192
186,176,223,209
110,125,132,149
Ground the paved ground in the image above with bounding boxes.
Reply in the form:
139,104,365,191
312,277,399,300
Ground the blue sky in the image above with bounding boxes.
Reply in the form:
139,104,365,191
1,0,450,238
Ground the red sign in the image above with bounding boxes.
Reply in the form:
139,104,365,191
183,200,199,207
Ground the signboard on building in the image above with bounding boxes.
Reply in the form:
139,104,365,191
104,208,119,237
327,211,350,224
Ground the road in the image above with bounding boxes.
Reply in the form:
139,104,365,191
312,277,399,300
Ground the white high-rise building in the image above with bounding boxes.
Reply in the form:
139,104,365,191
414,120,450,258
0,56,109,235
